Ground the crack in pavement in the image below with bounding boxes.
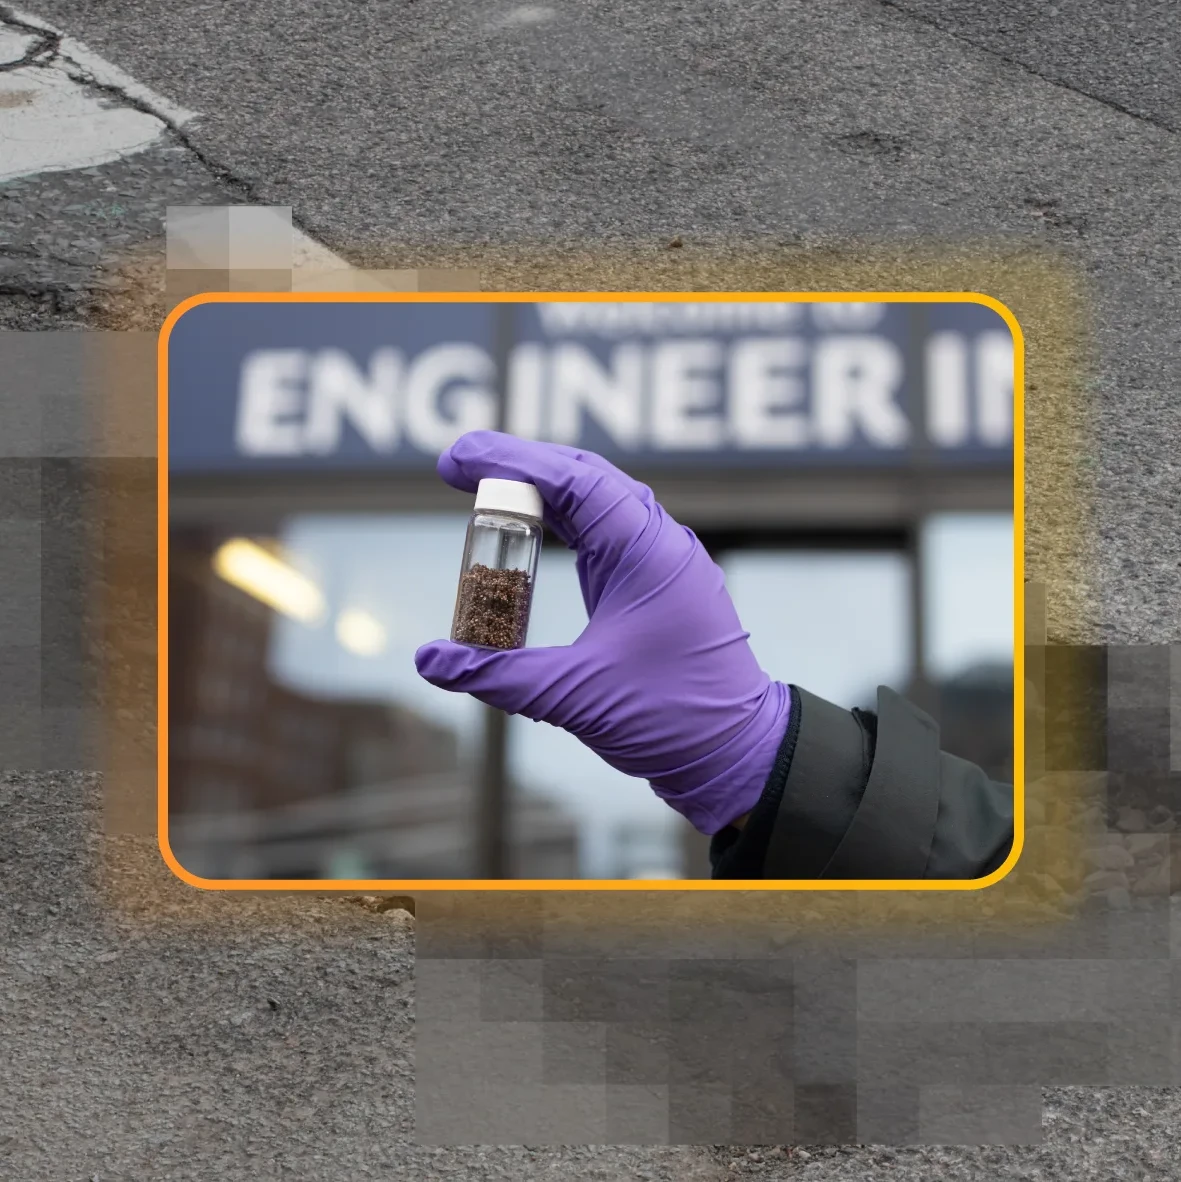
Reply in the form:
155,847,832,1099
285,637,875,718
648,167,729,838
877,0,1178,136
0,5,243,189
51,65,262,207
0,6,273,215
0,5,366,297
0,5,57,70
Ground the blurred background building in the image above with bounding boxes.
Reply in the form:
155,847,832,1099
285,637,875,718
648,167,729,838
166,298,1015,880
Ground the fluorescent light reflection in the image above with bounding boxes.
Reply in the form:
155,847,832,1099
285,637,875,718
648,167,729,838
212,537,326,624
335,608,388,656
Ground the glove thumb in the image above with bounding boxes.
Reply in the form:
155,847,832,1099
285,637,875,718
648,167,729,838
415,640,579,723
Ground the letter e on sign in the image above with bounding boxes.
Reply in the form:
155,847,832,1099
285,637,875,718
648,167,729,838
236,350,307,456
651,339,724,449
728,337,808,448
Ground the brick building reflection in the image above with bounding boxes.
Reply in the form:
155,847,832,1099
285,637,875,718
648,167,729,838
167,530,579,880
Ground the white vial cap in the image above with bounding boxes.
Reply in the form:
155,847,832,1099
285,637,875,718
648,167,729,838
474,478,544,520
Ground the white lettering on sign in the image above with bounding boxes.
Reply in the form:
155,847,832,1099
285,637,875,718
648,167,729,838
228,329,1013,462
925,331,1014,448
926,332,970,447
975,331,1014,445
651,339,724,449
811,336,908,447
549,343,644,447
505,343,546,439
236,350,307,455
728,337,809,448
302,348,401,454
537,301,804,337
403,343,498,452
810,303,885,330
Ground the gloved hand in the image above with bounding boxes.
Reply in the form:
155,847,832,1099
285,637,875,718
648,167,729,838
414,431,791,835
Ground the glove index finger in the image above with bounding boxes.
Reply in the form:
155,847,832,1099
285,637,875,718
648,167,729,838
545,443,657,509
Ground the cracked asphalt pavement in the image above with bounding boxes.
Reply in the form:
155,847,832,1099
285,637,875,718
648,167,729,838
3,0,1181,1178
4,0,1181,635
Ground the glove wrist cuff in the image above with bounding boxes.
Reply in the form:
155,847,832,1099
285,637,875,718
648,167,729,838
652,680,792,836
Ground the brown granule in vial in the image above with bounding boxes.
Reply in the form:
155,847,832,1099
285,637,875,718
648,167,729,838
453,564,532,650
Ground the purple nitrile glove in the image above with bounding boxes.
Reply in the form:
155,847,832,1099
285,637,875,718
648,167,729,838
414,431,791,836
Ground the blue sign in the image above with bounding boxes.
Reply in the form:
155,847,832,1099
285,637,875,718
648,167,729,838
166,299,1016,474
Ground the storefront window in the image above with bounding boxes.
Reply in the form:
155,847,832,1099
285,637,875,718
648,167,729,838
919,511,1015,781
168,511,1016,881
720,549,911,711
169,513,582,881
269,514,477,748
922,512,1014,679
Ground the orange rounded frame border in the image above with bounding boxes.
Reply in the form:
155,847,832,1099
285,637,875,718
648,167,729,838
157,290,1026,892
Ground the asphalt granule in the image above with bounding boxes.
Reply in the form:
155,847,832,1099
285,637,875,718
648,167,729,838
452,564,532,650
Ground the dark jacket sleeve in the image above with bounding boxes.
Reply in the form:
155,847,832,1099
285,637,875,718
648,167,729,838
710,684,1014,880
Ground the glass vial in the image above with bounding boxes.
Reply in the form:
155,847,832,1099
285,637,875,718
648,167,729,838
450,478,544,651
